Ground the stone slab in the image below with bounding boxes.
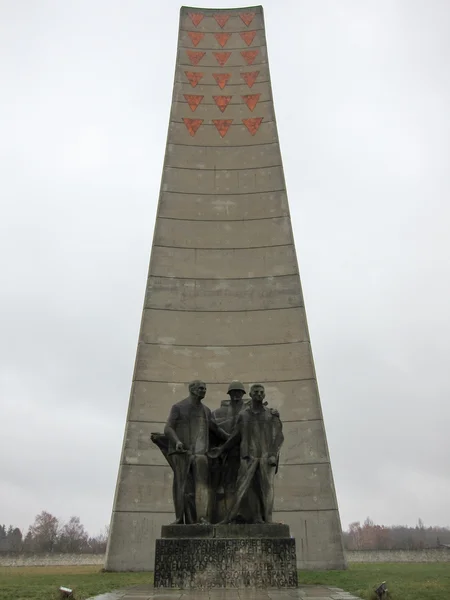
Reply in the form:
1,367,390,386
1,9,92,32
161,524,290,539
88,587,362,600
154,537,297,589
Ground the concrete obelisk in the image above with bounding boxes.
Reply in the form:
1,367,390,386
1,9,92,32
105,5,346,571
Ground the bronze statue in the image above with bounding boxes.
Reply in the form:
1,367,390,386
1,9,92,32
211,381,247,522
151,380,229,524
209,383,284,524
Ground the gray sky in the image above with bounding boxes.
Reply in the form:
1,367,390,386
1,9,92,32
1,0,450,536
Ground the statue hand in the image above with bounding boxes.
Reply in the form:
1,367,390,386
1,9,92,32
268,455,277,466
269,408,280,417
175,441,186,453
208,447,222,459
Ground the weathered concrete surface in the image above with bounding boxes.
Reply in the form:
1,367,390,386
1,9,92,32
105,5,346,571
87,587,361,600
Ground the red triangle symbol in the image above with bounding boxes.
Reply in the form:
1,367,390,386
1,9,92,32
240,31,256,46
183,118,203,137
188,12,204,27
241,50,258,65
188,32,205,47
213,51,231,66
214,14,230,28
242,93,261,112
240,12,255,27
242,71,259,88
185,71,204,87
213,96,232,113
214,32,232,47
213,73,231,89
242,117,263,135
186,50,205,66
213,119,233,138
184,94,204,112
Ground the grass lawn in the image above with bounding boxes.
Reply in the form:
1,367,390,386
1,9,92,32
0,563,449,600
299,563,450,600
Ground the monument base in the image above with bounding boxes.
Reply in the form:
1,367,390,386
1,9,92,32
153,524,298,589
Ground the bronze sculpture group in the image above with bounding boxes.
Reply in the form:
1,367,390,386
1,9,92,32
151,380,284,526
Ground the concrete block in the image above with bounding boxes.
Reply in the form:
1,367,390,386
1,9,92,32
149,245,298,279
129,378,322,424
140,307,308,346
165,143,282,171
134,341,315,383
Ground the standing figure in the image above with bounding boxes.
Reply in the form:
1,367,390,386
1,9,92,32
211,381,247,522
153,380,229,525
209,383,284,524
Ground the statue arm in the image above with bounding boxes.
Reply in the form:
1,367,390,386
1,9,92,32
218,414,243,454
209,417,230,441
271,415,284,456
164,405,181,446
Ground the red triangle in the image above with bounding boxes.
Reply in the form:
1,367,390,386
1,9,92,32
185,71,204,88
183,118,203,137
213,119,233,138
188,12,204,27
187,32,205,47
242,117,263,136
186,50,205,66
214,32,232,48
240,12,255,27
212,73,231,89
242,93,261,112
213,51,231,66
213,96,232,113
184,94,204,112
240,31,257,46
242,71,259,88
214,14,230,28
241,50,258,65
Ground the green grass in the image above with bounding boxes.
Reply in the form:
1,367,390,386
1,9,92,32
0,566,153,600
0,563,449,600
299,563,450,600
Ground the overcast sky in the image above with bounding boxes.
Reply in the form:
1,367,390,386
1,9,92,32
1,0,450,537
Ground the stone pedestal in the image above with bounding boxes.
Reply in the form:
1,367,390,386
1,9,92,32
153,524,298,589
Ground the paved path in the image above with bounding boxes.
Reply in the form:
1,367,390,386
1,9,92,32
88,586,361,600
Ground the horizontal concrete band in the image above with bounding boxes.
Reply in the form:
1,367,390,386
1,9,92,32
114,463,337,512
123,419,329,467
129,379,322,423
168,121,278,146
165,143,282,171
158,190,289,220
145,274,303,312
153,218,291,249
161,165,283,195
134,341,314,383
179,43,267,51
149,245,298,278
171,105,274,121
112,508,338,514
140,307,307,345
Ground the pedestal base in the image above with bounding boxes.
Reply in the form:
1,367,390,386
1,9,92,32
153,524,298,589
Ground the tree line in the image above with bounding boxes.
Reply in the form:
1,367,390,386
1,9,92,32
343,518,450,550
0,511,108,554
1,512,450,553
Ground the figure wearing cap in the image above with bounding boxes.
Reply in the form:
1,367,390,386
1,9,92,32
210,381,247,522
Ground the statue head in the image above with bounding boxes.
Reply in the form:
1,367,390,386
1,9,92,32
249,383,265,405
188,379,207,400
227,380,246,404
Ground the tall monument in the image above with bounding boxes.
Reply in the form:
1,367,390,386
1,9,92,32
105,5,346,571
